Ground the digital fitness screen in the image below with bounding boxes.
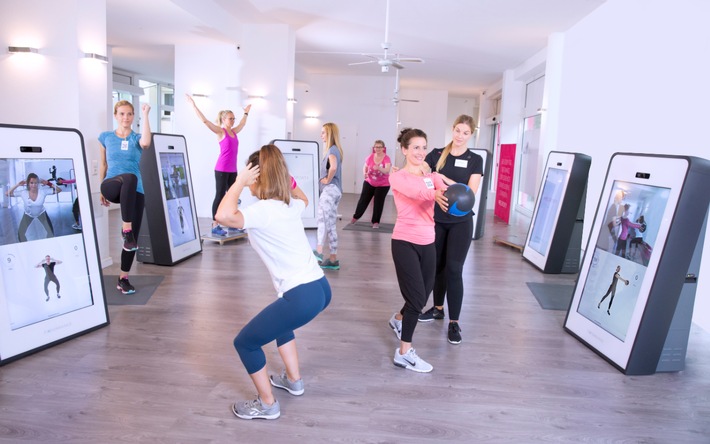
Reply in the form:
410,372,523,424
0,158,94,330
159,153,196,247
528,167,567,255
575,180,670,341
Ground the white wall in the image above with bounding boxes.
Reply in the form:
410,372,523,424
545,0,710,331
173,24,294,219
0,0,110,266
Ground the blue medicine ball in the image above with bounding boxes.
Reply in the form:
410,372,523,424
445,183,475,216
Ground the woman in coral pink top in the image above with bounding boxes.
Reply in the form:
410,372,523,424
387,128,447,373
350,139,391,228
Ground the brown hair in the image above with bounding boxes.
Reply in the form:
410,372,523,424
435,114,475,172
372,139,386,153
248,145,291,204
397,128,427,148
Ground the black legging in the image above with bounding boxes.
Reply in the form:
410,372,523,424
18,212,54,241
212,171,237,221
352,182,390,224
392,239,435,343
100,174,145,272
432,218,473,321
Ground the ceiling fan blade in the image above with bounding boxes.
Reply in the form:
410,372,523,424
396,57,424,64
390,61,405,70
348,60,377,66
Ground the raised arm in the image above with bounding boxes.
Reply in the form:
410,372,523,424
233,104,252,133
185,94,224,136
6,180,25,197
215,163,259,230
139,103,152,149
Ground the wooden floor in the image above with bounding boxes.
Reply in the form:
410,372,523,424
1,193,709,443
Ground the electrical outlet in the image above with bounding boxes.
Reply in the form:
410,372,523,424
92,160,98,176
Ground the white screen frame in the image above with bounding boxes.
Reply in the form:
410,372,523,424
0,125,108,363
150,134,201,262
564,155,688,370
271,140,320,229
522,152,574,270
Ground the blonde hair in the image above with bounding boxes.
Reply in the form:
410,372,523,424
435,114,475,172
215,110,234,126
322,122,344,162
248,145,291,204
113,100,134,115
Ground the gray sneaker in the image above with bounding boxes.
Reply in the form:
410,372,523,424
388,313,402,340
393,347,433,373
232,396,280,420
270,370,304,396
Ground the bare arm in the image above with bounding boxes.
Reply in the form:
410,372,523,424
6,180,25,197
233,104,252,133
291,184,309,207
215,163,259,229
41,178,61,195
320,153,338,184
467,173,483,194
139,103,152,149
99,146,110,207
185,94,224,136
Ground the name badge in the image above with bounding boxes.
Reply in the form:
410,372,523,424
455,159,468,168
120,140,129,151
423,177,434,189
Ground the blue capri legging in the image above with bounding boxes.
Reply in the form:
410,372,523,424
234,276,331,374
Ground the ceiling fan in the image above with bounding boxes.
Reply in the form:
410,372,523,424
348,0,424,73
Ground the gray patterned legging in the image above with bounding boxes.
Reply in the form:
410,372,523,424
316,184,342,255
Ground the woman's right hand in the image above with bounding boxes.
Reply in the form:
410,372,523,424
185,93,195,105
435,189,449,212
237,163,260,187
100,195,111,207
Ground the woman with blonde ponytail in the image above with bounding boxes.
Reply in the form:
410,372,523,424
417,115,483,345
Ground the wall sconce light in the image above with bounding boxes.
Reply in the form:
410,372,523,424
287,98,298,103
191,93,209,98
305,115,319,120
84,52,108,62
248,95,266,100
8,46,39,54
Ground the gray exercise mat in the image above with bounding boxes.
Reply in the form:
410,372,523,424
103,275,164,305
526,282,575,310
342,222,394,234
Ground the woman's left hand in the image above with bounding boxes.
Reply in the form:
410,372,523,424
320,178,329,185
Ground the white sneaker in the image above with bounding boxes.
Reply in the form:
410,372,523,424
393,347,433,373
388,313,402,340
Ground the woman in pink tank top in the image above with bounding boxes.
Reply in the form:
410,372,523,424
186,94,251,236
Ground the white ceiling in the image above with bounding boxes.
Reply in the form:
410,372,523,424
107,0,605,97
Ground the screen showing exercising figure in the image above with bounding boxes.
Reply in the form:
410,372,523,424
159,153,196,247
528,167,567,255
0,158,94,330
575,180,669,341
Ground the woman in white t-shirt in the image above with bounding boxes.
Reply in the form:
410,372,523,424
6,172,61,241
216,145,331,421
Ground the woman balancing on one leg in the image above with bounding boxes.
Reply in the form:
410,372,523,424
388,128,447,373
99,100,152,295
216,145,331,420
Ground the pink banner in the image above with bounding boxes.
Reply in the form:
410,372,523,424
495,143,516,224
